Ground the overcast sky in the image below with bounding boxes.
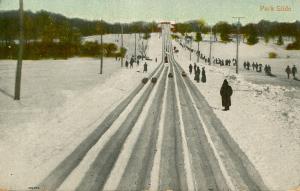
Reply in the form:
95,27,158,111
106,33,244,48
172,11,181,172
0,0,299,24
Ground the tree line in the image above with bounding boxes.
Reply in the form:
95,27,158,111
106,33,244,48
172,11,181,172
1,10,299,60
173,20,300,49
0,10,159,59
0,10,160,41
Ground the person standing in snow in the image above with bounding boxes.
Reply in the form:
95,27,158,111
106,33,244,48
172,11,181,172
130,61,134,68
258,64,263,72
193,63,197,74
291,65,297,79
125,60,129,68
285,65,291,79
194,67,200,83
201,67,206,83
130,57,134,68
143,62,148,73
255,63,259,72
220,79,233,111
189,64,193,75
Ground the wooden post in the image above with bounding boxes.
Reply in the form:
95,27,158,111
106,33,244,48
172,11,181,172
14,0,24,100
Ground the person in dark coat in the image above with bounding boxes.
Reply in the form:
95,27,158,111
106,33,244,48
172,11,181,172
220,79,233,111
130,61,134,68
143,62,148,73
258,64,262,72
292,65,297,79
125,60,129,68
189,64,193,75
193,63,197,74
285,65,291,79
194,67,200,82
201,67,206,83
247,62,250,70
130,57,134,68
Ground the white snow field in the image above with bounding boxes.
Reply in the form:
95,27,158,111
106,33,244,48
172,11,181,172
180,33,300,84
83,33,151,59
0,28,299,191
0,33,161,190
175,39,300,191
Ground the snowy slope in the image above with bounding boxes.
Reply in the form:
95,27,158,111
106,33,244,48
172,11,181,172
0,33,161,189
175,41,300,190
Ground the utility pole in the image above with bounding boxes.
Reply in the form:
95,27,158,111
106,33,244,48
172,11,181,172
98,19,104,74
100,32,103,74
232,16,244,74
121,24,124,67
189,38,192,61
134,33,137,62
14,0,24,100
197,40,199,63
209,25,213,65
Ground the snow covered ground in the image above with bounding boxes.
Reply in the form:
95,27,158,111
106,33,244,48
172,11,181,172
180,33,300,85
175,41,300,191
0,33,161,190
83,33,154,59
0,28,299,190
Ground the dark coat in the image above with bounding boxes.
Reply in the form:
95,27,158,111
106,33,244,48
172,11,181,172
143,63,148,72
292,66,297,74
194,67,200,82
201,68,206,83
286,66,291,74
220,80,233,107
189,64,193,74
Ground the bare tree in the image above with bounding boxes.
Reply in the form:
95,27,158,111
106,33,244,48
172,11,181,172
138,41,148,59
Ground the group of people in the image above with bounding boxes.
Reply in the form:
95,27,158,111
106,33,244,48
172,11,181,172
188,63,206,83
243,61,263,72
243,61,274,76
213,57,237,66
264,65,272,76
124,55,148,73
125,56,139,68
196,49,238,68
285,65,297,79
179,40,233,111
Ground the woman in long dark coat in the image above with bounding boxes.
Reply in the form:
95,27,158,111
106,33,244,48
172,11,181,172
220,79,233,111
194,67,200,83
193,63,197,74
143,62,148,73
189,64,193,74
201,67,206,83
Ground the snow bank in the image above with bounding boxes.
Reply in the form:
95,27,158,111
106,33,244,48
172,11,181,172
178,34,300,80
0,33,161,190
176,42,300,191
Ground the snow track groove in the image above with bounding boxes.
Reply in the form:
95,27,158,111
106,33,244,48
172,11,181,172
103,66,168,190
171,51,268,191
158,63,188,191
149,66,170,191
172,56,232,190
38,63,163,191
37,24,268,191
